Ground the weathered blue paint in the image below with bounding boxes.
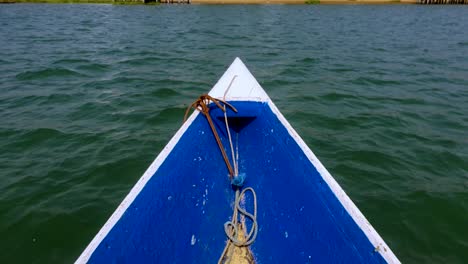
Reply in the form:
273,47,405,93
88,102,386,263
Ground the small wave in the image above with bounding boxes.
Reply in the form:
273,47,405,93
414,57,441,65
102,76,148,85
326,67,355,73
76,27,92,33
259,51,280,57
43,93,76,105
262,79,302,87
31,37,69,43
145,106,186,125
365,96,427,106
24,127,65,139
0,128,24,144
52,58,90,65
76,63,111,73
371,47,387,52
13,93,76,107
150,78,207,88
296,57,319,64
340,149,403,170
351,76,402,86
151,88,180,98
164,57,197,64
4,128,69,150
320,92,359,102
0,58,10,65
15,68,85,80
117,56,164,66
278,67,309,77
215,43,245,49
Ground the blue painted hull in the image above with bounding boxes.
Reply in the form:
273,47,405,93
86,101,388,263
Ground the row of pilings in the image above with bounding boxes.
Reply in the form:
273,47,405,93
420,0,467,3
159,0,190,3
157,0,468,4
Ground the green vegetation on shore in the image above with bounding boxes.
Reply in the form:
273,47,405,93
14,0,110,3
305,0,319,3
10,0,158,4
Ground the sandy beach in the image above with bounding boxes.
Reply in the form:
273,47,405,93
192,0,417,4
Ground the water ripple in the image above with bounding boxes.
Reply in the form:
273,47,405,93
16,67,86,80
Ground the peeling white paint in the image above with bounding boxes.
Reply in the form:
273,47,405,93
191,235,196,246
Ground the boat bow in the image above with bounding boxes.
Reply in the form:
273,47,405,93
76,58,399,264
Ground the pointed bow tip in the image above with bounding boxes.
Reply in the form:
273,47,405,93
233,57,243,64
208,58,269,102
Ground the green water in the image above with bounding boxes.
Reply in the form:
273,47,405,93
1,4,467,263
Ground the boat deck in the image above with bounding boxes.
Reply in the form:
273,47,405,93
84,101,387,263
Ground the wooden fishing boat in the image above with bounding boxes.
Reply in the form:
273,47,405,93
76,58,399,263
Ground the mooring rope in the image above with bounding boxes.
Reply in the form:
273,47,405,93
223,75,239,177
218,187,258,264
224,188,258,246
185,85,258,264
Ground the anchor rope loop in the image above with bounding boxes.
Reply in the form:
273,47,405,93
224,187,258,247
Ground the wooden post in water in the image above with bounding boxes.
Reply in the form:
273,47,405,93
418,0,467,4
159,0,190,3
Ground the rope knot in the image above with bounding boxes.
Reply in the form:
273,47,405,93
231,173,246,187
184,94,237,122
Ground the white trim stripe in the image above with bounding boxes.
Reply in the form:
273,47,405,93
75,111,200,263
266,100,400,263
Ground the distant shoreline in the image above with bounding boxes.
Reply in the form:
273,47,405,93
5,0,468,3
192,0,417,3
2,0,158,3
1,0,421,4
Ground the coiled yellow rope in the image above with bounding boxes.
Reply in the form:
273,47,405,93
224,188,258,246
218,187,258,264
